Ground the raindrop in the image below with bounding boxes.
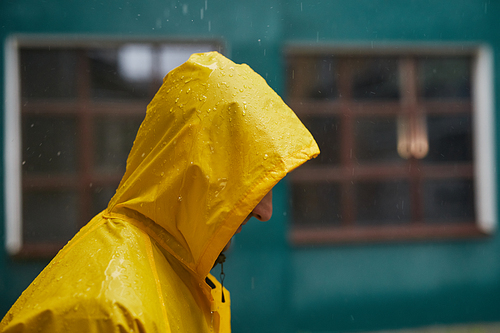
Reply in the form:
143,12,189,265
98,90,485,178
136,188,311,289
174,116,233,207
178,196,182,201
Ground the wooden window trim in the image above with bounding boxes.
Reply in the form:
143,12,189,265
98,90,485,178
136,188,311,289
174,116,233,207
286,44,496,245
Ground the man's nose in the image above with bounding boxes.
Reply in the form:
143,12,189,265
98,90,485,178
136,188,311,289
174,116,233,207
251,190,273,222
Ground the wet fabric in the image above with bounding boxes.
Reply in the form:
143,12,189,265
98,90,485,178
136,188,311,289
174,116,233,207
1,52,319,332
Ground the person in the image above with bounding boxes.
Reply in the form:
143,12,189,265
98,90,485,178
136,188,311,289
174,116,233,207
0,52,319,332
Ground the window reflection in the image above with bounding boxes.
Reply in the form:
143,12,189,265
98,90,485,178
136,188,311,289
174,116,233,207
424,115,473,163
21,49,78,100
423,179,475,222
22,116,78,174
117,44,154,82
23,190,79,243
355,180,411,225
89,48,151,100
419,57,471,99
352,57,400,100
355,116,402,163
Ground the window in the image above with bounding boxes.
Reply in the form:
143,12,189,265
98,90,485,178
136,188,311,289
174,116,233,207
286,45,495,244
5,36,222,257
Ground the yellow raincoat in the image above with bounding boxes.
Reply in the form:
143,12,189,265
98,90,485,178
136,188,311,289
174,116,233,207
1,52,319,333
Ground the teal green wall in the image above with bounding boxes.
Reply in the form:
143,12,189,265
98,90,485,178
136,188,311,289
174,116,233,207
1,1,499,332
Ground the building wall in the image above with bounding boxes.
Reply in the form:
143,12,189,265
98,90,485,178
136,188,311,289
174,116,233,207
1,1,499,332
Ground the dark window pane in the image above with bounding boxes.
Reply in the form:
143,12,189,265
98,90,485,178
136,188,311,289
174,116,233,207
424,115,473,163
287,56,338,100
21,48,78,99
89,46,151,100
355,116,402,163
292,182,342,226
352,57,400,100
423,179,475,222
418,57,471,99
23,190,79,243
301,116,341,165
355,180,410,225
92,185,118,216
22,116,78,174
94,116,143,173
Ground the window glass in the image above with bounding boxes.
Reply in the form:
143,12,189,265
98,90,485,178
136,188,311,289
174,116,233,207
91,185,117,216
424,114,473,163
355,116,402,163
423,179,475,222
89,48,151,100
352,57,400,100
22,116,78,174
302,116,341,165
287,56,338,100
419,57,471,99
23,190,79,243
21,49,78,100
355,180,411,225
93,116,143,174
292,182,342,226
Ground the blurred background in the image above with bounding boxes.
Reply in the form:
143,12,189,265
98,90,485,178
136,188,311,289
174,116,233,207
1,1,499,332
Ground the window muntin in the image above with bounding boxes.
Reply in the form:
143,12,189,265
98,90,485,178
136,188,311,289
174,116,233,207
286,46,495,244
5,38,222,257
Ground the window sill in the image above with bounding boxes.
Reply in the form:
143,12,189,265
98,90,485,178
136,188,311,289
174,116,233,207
290,223,489,246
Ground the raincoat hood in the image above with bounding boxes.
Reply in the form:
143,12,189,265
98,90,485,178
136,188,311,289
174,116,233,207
106,51,319,280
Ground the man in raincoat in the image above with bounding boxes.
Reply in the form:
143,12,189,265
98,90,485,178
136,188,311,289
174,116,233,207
1,52,319,332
